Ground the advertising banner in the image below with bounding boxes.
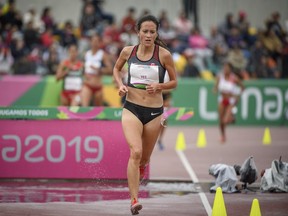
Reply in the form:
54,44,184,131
0,120,129,179
1,75,287,125
173,79,288,126
0,106,193,179
0,106,194,122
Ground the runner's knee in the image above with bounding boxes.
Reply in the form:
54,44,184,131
130,148,142,161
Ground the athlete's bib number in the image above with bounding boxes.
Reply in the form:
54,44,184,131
64,77,82,91
130,64,159,86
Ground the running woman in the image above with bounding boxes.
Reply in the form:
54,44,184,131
214,61,244,143
81,33,113,106
113,15,177,215
56,44,84,106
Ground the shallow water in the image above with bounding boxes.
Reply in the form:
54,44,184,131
0,180,197,203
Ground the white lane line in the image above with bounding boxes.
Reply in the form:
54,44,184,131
176,150,212,216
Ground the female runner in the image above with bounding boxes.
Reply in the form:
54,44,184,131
113,15,177,214
214,61,244,143
81,33,113,106
56,44,84,106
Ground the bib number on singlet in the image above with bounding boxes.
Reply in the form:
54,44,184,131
130,64,159,89
64,77,82,91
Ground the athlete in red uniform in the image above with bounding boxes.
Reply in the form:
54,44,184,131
56,44,84,106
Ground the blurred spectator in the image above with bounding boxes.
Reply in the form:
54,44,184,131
10,35,26,60
0,0,20,30
236,11,249,36
261,28,282,61
227,43,248,79
83,0,114,25
208,26,228,53
266,12,286,42
40,28,54,49
172,50,187,76
264,56,280,78
119,11,138,46
102,20,122,61
250,53,280,79
59,21,78,48
207,26,228,75
188,27,212,71
236,11,255,48
23,7,44,32
182,48,200,78
12,10,23,30
23,21,40,51
189,27,208,49
119,28,138,46
40,27,54,50
28,46,47,75
218,13,236,42
249,41,280,78
0,9,3,34
80,2,102,37
172,10,193,41
207,44,227,76
138,8,150,19
10,37,34,74
121,7,136,33
244,25,258,48
3,24,22,47
158,10,169,27
248,40,269,78
158,17,176,49
103,20,121,44
41,7,55,31
281,35,288,78
0,1,286,80
226,27,246,49
43,42,60,75
0,35,13,74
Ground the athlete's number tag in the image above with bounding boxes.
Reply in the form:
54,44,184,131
64,77,82,91
130,64,159,87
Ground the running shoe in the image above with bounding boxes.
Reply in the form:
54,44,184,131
130,198,142,215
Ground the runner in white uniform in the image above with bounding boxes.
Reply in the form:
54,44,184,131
80,34,112,106
214,61,244,143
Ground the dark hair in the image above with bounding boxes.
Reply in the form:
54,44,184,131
136,15,168,49
42,7,51,18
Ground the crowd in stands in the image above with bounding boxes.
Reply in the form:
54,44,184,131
0,0,287,79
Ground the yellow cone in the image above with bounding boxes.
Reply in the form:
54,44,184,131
250,199,262,216
197,128,207,148
175,132,186,151
212,187,227,216
262,127,271,145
